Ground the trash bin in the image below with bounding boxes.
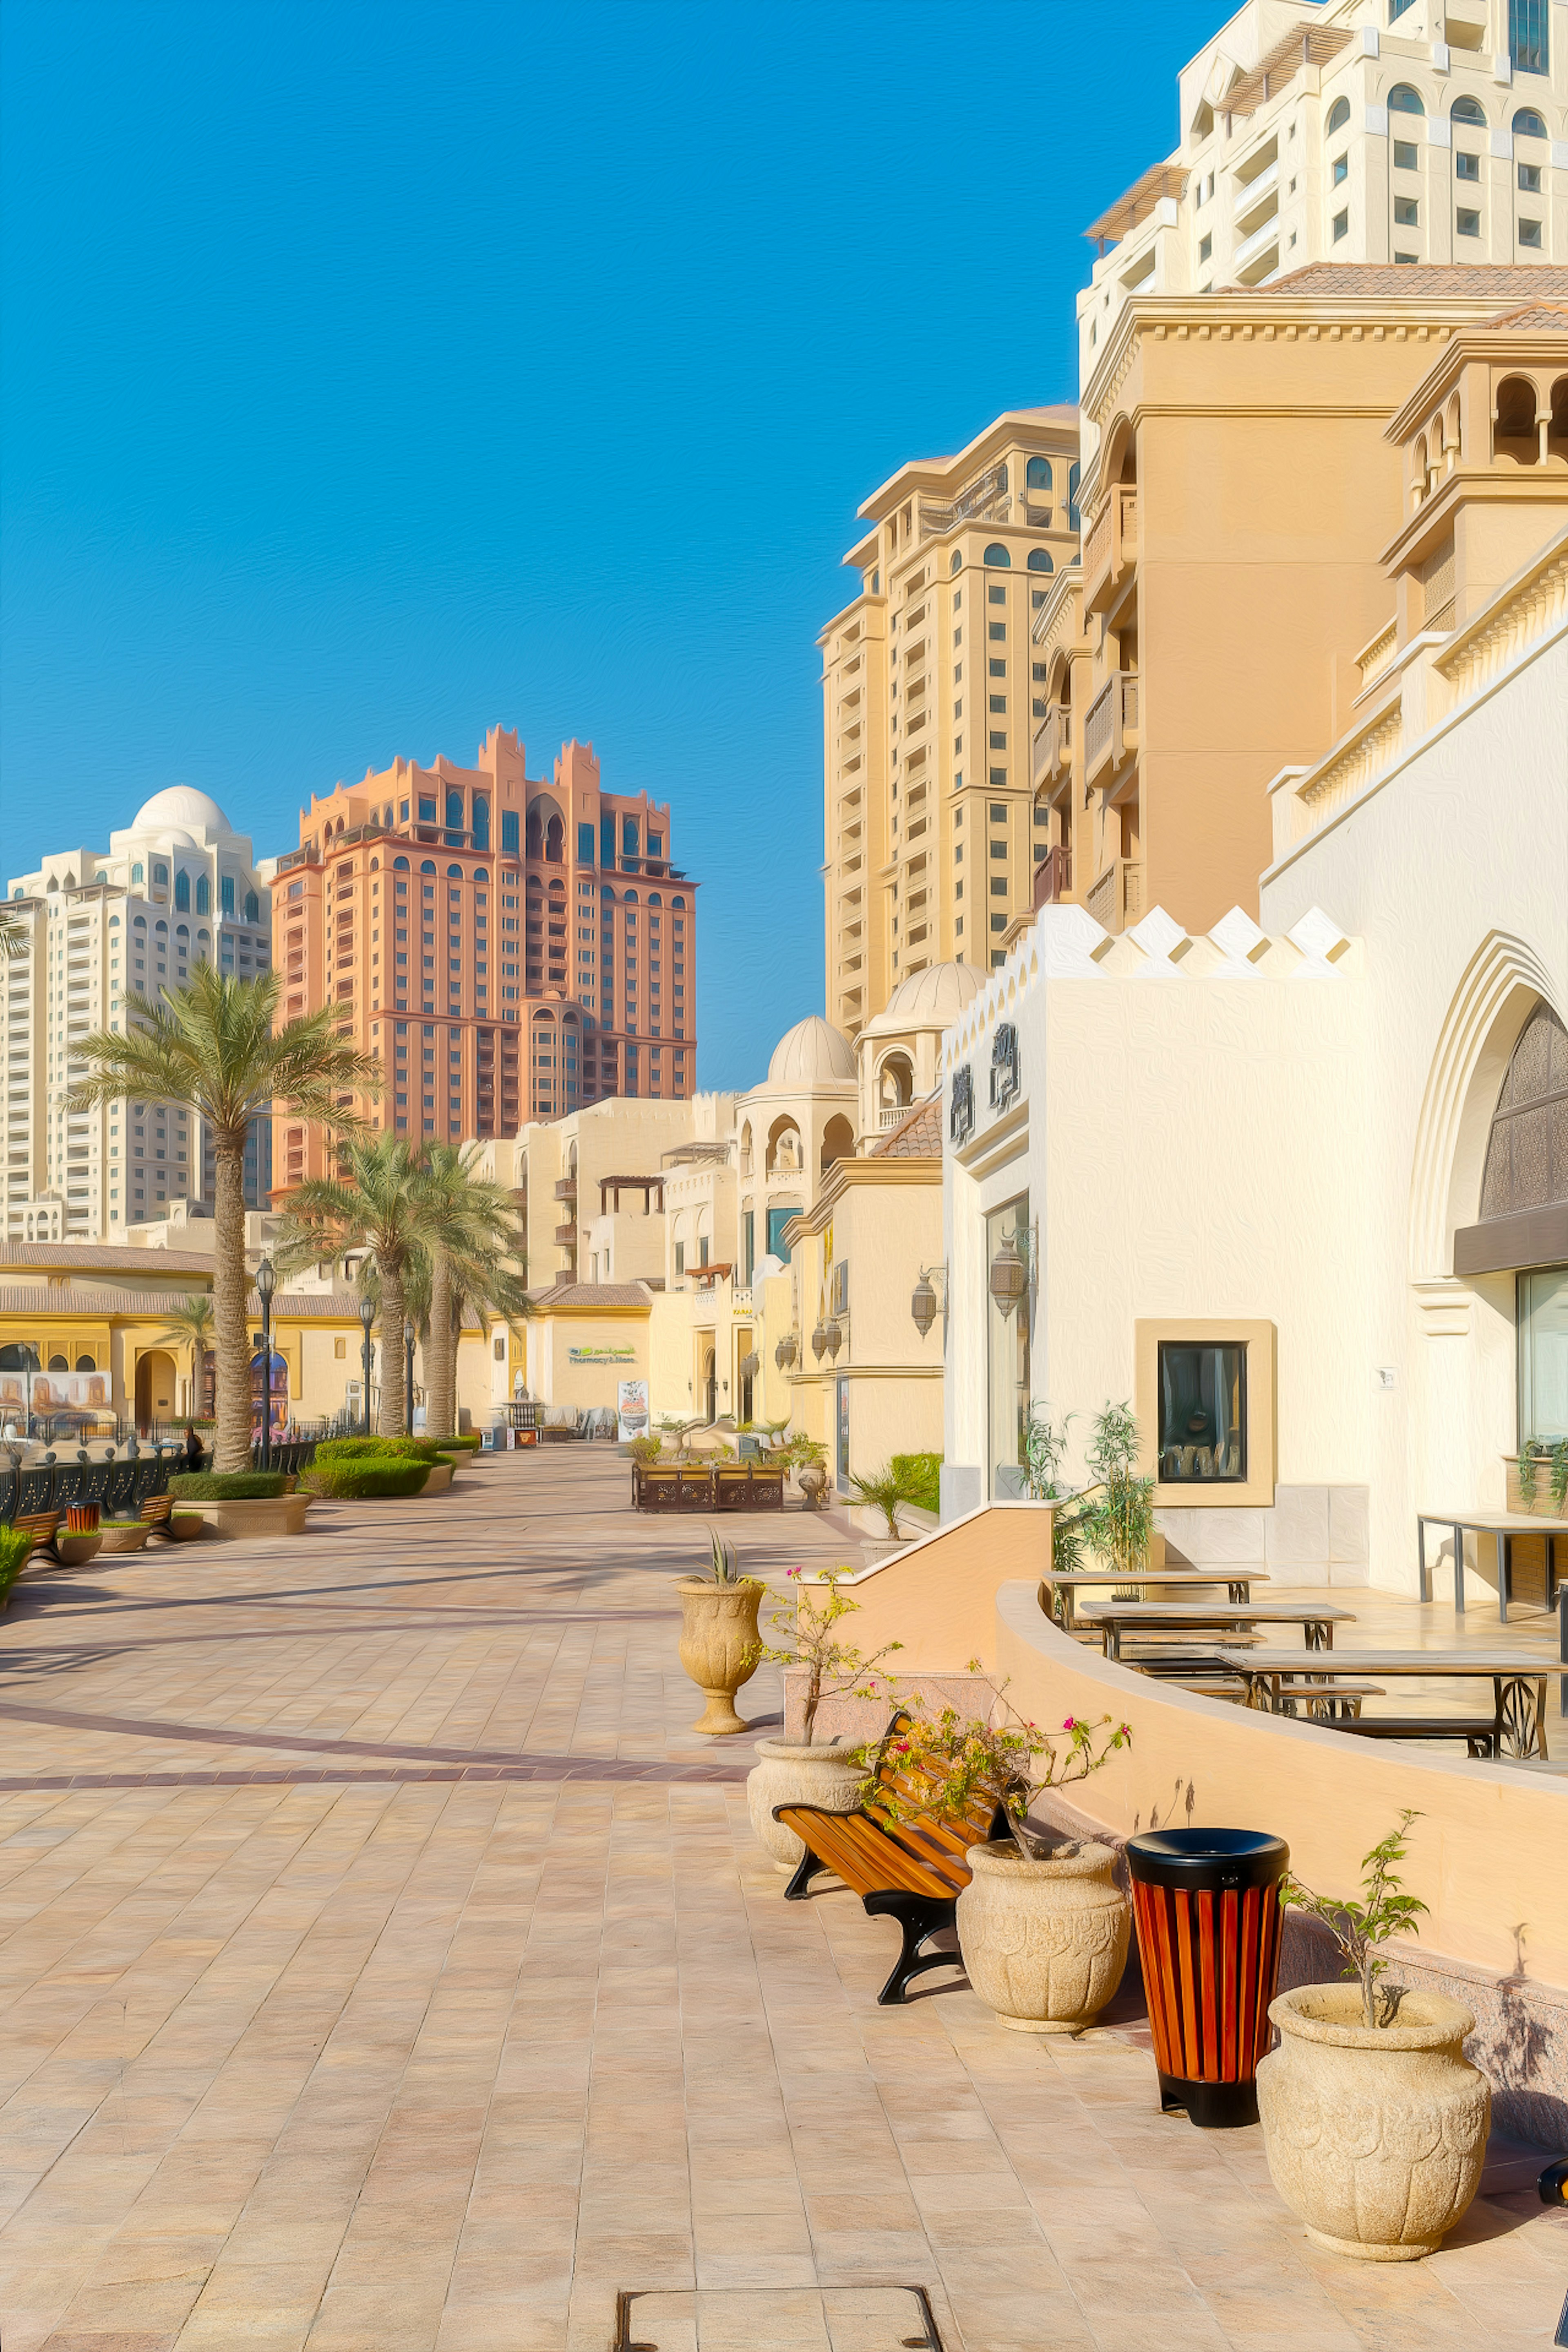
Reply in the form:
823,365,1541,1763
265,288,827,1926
1126,1826,1289,2129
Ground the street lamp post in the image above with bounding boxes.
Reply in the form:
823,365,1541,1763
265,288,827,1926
359,1296,375,1437
404,1319,416,1436
255,1255,276,1472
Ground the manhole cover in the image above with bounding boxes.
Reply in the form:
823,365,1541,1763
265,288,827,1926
614,2284,943,2350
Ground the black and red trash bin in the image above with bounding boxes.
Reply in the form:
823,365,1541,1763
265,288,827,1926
1127,1826,1289,2128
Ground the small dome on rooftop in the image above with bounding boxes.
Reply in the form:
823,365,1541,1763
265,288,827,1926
766,1015,856,1088
131,786,236,836
862,960,987,1036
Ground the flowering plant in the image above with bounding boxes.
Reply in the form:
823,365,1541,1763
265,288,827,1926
855,1688,1132,1861
745,1566,902,1744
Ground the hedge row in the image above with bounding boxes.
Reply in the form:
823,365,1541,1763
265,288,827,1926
169,1471,290,1501
303,1458,431,1500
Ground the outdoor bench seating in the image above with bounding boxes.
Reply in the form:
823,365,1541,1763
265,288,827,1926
138,1495,175,1537
8,1513,59,1565
1330,1715,1498,1758
632,1461,788,1512
773,1711,1009,2007
713,1464,785,1512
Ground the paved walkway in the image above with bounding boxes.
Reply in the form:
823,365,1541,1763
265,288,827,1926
0,1450,1562,2350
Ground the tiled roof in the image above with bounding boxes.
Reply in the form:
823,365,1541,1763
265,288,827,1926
1477,301,1568,332
0,1241,220,1276
0,1282,425,1325
530,1281,651,1310
1248,265,1568,301
873,1094,942,1159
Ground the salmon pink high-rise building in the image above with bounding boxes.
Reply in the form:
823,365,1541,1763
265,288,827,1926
269,726,697,1193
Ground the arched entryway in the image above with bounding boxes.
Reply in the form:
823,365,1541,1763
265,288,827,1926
136,1349,177,1432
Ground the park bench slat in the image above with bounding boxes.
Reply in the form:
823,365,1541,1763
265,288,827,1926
773,1711,1009,2006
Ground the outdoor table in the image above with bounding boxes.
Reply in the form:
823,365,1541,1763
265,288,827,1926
1040,1566,1269,1634
1076,1599,1356,1662
1417,1508,1567,1623
1222,1647,1552,1762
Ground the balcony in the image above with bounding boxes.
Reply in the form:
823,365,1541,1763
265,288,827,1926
553,1177,577,1202
1031,705,1072,794
1083,672,1141,787
1085,857,1144,936
553,1221,577,1245
877,1104,911,1131
1083,484,1138,615
1031,844,1073,910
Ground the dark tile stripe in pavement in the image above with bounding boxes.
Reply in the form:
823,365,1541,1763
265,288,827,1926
0,1754,751,1791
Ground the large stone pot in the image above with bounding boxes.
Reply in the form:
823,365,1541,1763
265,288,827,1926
97,1523,151,1554
52,1532,104,1570
796,1465,828,1511
676,1577,764,1736
957,1841,1131,2034
188,1494,312,1541
1257,1985,1488,2261
747,1738,865,1869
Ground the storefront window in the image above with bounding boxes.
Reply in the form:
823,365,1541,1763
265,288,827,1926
1157,1342,1246,1482
1519,1267,1568,1442
986,1195,1031,1496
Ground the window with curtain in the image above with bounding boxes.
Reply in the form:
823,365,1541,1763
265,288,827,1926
1158,1342,1247,1481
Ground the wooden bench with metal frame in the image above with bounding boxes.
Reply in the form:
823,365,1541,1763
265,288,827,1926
7,1513,59,1566
138,1494,176,1538
773,1711,1010,2007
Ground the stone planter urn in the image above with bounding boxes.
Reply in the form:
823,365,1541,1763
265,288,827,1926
1256,1986,1488,2261
52,1532,104,1570
796,1465,829,1511
747,1739,865,1869
677,1577,764,1735
97,1523,151,1554
859,1536,906,1572
957,1841,1131,2034
167,1513,207,1542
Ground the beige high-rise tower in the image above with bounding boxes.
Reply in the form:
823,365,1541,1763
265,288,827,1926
819,407,1080,1038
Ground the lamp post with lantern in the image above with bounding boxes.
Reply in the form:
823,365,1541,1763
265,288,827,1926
404,1319,416,1436
359,1295,376,1438
255,1255,276,1472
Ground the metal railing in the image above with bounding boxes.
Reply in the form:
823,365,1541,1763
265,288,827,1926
1,1443,179,1526
1032,844,1072,909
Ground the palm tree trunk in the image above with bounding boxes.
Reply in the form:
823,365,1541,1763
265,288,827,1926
378,1256,407,1436
212,1140,251,1474
426,1243,454,1440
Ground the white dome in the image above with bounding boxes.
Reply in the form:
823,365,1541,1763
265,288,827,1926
863,960,988,1036
766,1014,857,1088
131,786,235,837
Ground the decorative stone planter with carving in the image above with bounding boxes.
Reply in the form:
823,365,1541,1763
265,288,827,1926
1256,1987,1488,2261
747,1739,865,1869
676,1577,764,1735
956,1841,1131,2033
796,1465,828,1511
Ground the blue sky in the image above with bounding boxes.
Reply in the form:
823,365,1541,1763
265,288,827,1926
1,0,1219,1089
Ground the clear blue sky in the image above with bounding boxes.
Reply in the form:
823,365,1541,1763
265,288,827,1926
2,0,1218,1089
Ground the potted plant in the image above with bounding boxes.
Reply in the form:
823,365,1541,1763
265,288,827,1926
676,1532,765,1737
54,1503,104,1570
744,1567,904,1869
847,1460,924,1564
1257,1813,1490,2261
776,1431,829,1510
0,1526,32,1611
97,1519,152,1554
887,1698,1136,2034
1508,1436,1568,1519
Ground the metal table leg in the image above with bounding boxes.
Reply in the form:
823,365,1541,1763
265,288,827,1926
1454,1521,1466,1615
1499,1532,1512,1626
1417,1517,1431,1605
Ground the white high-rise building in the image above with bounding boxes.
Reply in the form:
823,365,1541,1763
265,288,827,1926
1078,0,1566,380
3,787,273,1241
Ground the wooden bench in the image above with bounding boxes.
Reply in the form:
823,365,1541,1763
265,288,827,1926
1331,1716,1497,1758
713,1464,785,1512
631,1464,715,1511
138,1494,176,1538
773,1712,1010,2007
7,1513,58,1566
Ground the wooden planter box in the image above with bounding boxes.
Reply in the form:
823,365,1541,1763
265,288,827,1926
1503,1457,1568,1519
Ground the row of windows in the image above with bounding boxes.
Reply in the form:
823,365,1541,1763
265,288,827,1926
1342,87,1554,130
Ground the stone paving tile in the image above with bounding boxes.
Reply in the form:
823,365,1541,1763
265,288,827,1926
0,1450,1564,2350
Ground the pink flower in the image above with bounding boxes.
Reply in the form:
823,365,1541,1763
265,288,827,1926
1062,1716,1076,1731
787,1566,802,1580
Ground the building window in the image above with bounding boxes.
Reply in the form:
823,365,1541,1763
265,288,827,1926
501,811,519,854
1157,1342,1246,1481
1520,162,1542,192
1393,140,1417,171
1388,0,1416,18
982,543,1011,567
1332,154,1348,185
174,870,190,911
1027,548,1053,575
1457,207,1481,237
1387,84,1425,118
196,874,210,913
1510,0,1549,75
1451,96,1486,127
1514,107,1549,138
1199,232,1212,263
1457,151,1480,181
1518,1268,1568,1444
1394,196,1419,226
1519,216,1543,245
1327,97,1350,135
1333,209,1349,241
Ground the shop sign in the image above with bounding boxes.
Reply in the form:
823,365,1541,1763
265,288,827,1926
569,1345,636,1364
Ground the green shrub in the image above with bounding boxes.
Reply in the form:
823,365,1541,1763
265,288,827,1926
628,1435,663,1465
169,1472,289,1501
443,1432,483,1452
0,1525,33,1595
313,1434,447,1466
302,1458,432,1499
891,1452,942,1515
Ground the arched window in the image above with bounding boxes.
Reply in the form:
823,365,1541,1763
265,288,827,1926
155,918,167,934
1327,96,1350,134
982,543,1011,567
75,1354,96,1372
1027,548,1054,573
370,857,379,871
196,873,210,913
1494,375,1539,463
445,790,463,841
672,895,686,910
154,862,168,887
1025,457,1052,490
1513,107,1548,138
420,860,436,875
196,928,208,943
648,892,662,907
176,923,189,940
623,888,637,904
131,862,144,884
950,549,962,573
1067,461,1081,532
394,855,410,871
447,864,463,880
134,915,147,929
1388,84,1425,116
1450,95,1486,125
174,870,190,911
220,874,234,916
472,794,489,849
244,890,259,924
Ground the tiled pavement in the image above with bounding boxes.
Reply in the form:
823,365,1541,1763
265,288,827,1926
0,1449,1562,2350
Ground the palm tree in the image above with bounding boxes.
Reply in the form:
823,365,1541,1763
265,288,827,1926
274,1134,430,1436
0,903,28,959
157,1294,216,1420
71,967,379,1473
437,1241,533,1442
417,1146,528,1440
